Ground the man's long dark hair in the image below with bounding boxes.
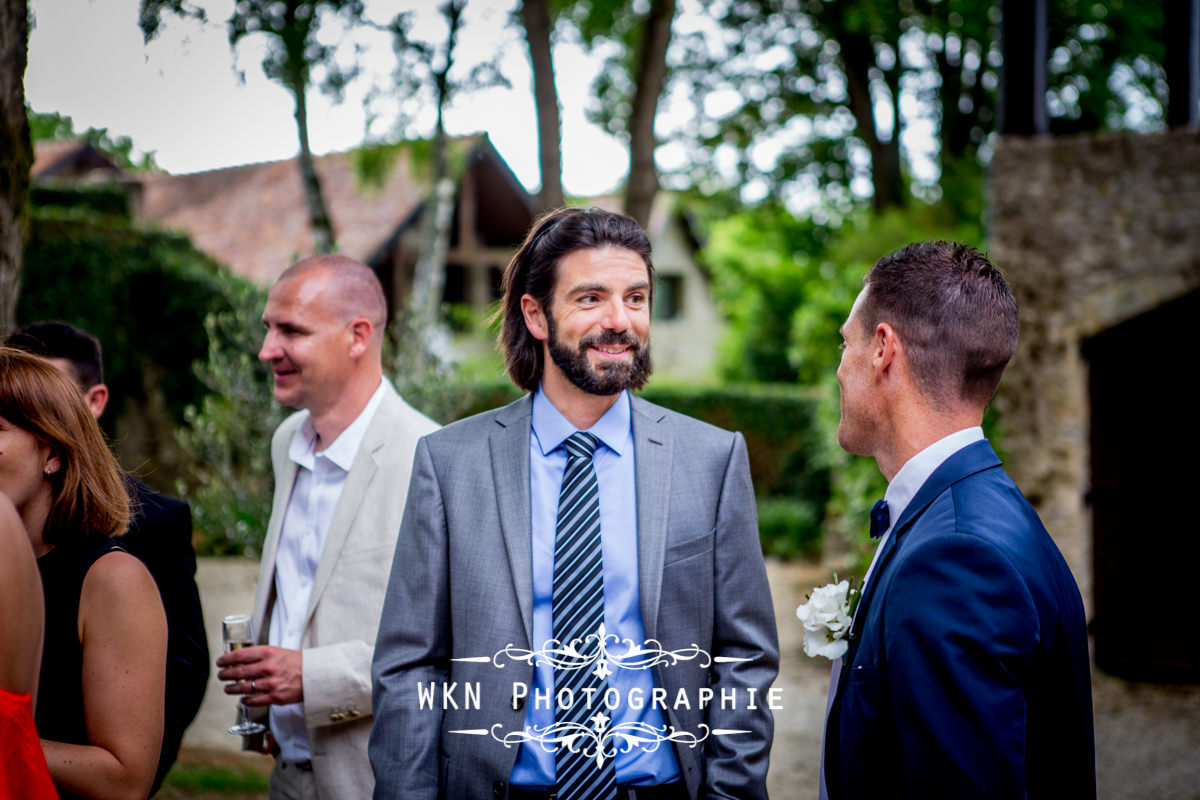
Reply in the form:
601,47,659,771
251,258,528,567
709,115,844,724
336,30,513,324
497,207,654,392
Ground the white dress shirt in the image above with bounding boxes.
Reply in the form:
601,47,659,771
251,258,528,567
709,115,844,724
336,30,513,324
268,380,386,761
819,426,985,799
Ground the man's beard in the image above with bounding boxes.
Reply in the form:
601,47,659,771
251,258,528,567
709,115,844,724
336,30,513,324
546,317,652,396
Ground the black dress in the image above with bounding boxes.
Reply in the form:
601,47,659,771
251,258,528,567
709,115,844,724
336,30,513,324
34,534,125,799
120,479,209,794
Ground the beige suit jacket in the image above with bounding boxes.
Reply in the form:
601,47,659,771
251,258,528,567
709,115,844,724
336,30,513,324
252,380,439,800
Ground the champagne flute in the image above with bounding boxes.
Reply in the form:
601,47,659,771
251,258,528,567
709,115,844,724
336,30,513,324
222,614,267,736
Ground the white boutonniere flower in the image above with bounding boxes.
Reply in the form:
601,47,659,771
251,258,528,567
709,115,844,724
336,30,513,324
795,575,860,660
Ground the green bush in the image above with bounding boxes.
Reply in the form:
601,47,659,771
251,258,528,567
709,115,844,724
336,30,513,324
437,379,829,559
756,497,823,559
29,184,132,218
175,278,283,557
18,206,243,490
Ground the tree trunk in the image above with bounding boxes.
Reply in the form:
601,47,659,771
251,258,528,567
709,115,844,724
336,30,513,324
624,0,675,229
840,32,904,211
521,0,564,212
0,0,31,333
410,0,463,336
290,74,335,255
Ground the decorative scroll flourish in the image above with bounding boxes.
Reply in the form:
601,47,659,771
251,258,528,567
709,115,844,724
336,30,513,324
481,624,712,672
490,718,710,769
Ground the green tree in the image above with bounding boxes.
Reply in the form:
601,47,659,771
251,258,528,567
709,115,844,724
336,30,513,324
141,0,369,254
396,0,465,335
699,195,986,564
360,2,506,339
679,0,1166,213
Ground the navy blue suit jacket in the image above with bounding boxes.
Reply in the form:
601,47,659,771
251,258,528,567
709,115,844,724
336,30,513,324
825,441,1095,799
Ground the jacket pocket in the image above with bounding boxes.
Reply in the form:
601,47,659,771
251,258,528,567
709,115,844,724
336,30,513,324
663,528,715,566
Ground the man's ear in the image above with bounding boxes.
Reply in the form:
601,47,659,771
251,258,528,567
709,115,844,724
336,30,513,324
84,383,109,419
521,295,549,342
347,318,373,358
873,323,899,380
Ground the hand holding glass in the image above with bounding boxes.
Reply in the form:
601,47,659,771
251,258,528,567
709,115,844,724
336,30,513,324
221,614,267,736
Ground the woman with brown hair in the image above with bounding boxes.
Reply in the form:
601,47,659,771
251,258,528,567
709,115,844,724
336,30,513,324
0,346,166,800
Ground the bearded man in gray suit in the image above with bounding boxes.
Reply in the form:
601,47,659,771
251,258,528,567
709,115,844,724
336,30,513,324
218,255,439,800
370,208,779,800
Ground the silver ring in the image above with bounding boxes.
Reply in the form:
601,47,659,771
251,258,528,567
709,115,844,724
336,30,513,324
250,679,256,693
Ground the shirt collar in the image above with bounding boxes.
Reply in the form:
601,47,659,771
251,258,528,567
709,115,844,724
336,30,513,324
531,387,631,457
289,379,388,472
882,426,984,536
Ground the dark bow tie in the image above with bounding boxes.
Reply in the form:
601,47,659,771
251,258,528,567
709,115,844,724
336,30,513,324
870,499,890,539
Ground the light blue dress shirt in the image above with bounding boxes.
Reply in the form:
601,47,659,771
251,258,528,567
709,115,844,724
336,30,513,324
510,389,682,788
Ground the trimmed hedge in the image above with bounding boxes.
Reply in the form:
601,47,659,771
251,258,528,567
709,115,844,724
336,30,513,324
29,184,132,218
442,380,827,498
435,379,830,559
18,206,250,489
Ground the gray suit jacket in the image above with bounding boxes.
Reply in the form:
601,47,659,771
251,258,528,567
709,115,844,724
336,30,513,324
370,394,778,799
252,380,439,800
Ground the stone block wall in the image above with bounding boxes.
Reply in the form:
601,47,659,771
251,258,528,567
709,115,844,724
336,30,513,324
989,127,1200,609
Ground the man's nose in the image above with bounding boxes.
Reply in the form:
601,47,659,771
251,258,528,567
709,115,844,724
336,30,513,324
259,331,280,362
600,298,631,332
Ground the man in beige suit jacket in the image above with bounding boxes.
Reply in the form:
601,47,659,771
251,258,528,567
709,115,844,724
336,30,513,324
218,255,438,800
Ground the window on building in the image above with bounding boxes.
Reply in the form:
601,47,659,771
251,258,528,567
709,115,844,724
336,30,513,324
654,274,684,320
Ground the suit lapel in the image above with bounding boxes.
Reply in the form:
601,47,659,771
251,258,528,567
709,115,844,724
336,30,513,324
632,396,671,642
846,440,1003,649
253,414,303,644
304,391,396,624
491,396,535,646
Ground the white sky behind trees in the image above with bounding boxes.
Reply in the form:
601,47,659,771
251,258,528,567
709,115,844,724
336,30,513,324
24,0,634,196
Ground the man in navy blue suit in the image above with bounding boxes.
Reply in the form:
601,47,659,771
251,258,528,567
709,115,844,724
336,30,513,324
822,241,1095,799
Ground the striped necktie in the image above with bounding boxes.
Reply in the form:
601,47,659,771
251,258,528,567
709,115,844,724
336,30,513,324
552,432,618,800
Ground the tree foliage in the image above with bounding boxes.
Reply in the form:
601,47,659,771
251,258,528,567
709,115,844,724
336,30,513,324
676,0,1166,212
698,194,986,562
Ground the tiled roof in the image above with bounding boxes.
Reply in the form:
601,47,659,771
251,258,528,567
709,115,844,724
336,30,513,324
139,149,428,285
31,139,125,181
31,139,87,177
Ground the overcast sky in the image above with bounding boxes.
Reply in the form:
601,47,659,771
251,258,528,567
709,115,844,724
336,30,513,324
24,0,634,196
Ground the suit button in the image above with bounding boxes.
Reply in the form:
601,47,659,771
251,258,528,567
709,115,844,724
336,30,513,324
330,712,344,722
492,780,506,797
348,709,361,718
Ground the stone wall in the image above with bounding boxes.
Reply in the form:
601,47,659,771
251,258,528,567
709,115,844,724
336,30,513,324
989,127,1200,608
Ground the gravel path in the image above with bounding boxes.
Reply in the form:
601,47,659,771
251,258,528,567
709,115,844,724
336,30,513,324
765,559,1200,800
181,558,1200,799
